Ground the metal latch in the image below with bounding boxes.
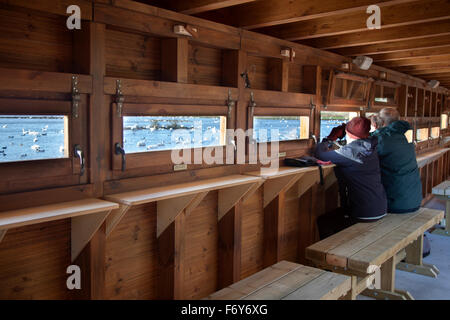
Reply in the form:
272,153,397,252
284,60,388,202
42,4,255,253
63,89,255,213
74,144,85,176
116,80,124,117
72,76,81,119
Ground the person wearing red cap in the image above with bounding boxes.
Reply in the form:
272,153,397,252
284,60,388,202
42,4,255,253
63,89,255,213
314,117,388,239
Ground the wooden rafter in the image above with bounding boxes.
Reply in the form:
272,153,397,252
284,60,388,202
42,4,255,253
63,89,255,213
299,20,450,49
378,54,450,68
197,0,417,29
371,46,450,62
333,35,450,56
255,0,450,41
143,0,258,15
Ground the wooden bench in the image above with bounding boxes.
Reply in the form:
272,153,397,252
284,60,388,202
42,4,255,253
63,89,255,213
306,208,444,300
204,260,351,300
431,180,450,236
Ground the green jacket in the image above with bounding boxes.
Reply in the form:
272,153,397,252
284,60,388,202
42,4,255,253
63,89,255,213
371,121,422,213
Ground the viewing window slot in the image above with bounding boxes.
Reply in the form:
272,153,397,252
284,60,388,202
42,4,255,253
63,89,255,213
252,116,309,143
0,115,69,163
431,127,440,139
416,128,429,142
320,111,359,141
441,114,448,130
123,116,227,153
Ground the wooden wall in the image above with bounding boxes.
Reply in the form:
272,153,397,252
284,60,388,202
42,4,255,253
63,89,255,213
0,0,448,300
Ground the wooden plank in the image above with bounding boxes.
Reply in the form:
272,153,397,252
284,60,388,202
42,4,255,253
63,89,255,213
0,0,93,20
334,35,450,56
198,0,411,29
94,3,241,50
301,20,450,50
325,212,423,269
218,203,242,289
282,272,351,300
244,166,319,179
348,209,444,273
257,0,450,41
243,266,325,300
157,211,185,299
104,77,238,101
104,175,262,206
161,38,188,83
71,210,111,262
297,170,320,198
432,180,450,195
0,199,119,230
0,68,92,94
155,0,258,15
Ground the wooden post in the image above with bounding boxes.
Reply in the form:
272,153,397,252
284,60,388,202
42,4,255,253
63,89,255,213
263,192,285,267
71,22,107,300
157,211,186,300
217,202,242,289
161,38,189,83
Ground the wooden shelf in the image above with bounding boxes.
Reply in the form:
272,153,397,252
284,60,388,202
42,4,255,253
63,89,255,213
104,174,264,237
417,148,450,168
244,165,335,207
0,199,119,261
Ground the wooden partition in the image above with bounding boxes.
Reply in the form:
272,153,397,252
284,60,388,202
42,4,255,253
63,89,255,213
0,0,448,300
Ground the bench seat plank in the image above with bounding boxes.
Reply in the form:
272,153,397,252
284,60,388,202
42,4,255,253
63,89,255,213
325,211,423,269
348,208,443,273
282,272,351,300
205,261,351,300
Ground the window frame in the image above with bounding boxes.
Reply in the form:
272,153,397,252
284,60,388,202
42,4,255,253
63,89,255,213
326,70,373,108
369,80,401,109
0,97,86,192
111,102,232,174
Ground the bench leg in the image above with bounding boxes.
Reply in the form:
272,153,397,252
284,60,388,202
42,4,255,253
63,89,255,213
361,288,414,300
361,256,415,300
396,234,440,278
431,198,450,236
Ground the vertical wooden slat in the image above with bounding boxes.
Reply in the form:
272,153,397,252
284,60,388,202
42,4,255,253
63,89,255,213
218,202,242,289
263,192,285,267
157,211,185,300
161,38,188,83
72,22,107,300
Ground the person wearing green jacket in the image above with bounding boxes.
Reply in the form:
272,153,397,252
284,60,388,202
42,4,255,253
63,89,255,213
371,107,423,213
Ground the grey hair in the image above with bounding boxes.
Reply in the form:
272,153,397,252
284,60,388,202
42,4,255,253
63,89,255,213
368,114,383,129
379,107,400,126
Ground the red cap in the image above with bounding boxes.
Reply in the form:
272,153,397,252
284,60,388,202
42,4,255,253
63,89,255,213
346,117,371,139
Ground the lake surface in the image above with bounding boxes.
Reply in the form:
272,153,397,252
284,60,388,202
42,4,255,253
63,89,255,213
0,116,343,163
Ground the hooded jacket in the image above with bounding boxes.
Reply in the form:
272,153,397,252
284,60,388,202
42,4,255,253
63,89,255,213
315,136,387,221
371,120,422,213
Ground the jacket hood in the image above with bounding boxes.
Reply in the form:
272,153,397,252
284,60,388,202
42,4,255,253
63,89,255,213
373,120,411,136
335,136,378,164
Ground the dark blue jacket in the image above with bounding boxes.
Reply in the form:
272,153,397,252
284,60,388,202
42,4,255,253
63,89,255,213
315,137,387,221
371,121,422,213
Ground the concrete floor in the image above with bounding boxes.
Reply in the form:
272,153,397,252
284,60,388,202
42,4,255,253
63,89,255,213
359,197,450,300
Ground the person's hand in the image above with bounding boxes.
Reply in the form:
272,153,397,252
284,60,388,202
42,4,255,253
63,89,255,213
326,123,346,141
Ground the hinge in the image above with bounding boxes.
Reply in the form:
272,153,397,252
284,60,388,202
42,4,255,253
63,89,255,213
116,79,124,117
227,89,235,119
72,76,81,119
310,97,316,110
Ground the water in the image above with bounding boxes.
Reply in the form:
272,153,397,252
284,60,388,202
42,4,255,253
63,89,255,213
0,115,351,163
0,116,67,163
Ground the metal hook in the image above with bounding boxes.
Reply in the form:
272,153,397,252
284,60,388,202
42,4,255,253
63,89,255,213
73,144,85,176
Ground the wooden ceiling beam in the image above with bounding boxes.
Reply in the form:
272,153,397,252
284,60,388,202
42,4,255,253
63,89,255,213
371,46,450,62
146,0,258,15
377,54,450,68
395,63,450,73
299,20,450,49
332,35,450,56
196,0,414,29
255,0,450,41
409,68,450,76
